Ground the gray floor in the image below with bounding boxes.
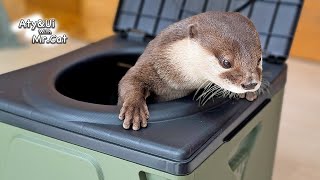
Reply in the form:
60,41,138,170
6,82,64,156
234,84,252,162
0,43,319,179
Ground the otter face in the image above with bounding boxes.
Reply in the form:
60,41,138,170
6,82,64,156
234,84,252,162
217,54,262,94
168,38,262,94
167,12,263,94
198,48,262,94
188,12,263,94
200,39,263,94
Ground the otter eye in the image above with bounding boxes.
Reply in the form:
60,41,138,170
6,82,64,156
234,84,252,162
222,59,232,69
257,58,262,66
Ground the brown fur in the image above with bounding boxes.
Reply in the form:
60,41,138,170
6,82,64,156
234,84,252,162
118,11,262,130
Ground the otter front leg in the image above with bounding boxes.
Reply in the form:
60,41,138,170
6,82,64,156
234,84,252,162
118,77,150,131
239,91,258,101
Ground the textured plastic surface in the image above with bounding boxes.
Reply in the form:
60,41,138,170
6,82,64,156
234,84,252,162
0,35,287,175
114,0,303,59
0,89,284,180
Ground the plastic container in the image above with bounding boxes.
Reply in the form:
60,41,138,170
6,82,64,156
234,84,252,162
0,0,303,179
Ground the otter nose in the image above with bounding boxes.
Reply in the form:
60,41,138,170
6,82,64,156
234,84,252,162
241,83,258,90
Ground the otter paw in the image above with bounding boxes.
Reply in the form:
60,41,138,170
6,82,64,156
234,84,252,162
238,92,258,101
245,92,258,101
119,100,149,131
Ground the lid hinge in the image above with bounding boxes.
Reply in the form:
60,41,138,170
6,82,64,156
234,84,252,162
263,51,286,64
120,29,152,42
264,56,286,64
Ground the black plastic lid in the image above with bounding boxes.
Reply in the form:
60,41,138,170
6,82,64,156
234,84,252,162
114,0,303,60
0,35,288,175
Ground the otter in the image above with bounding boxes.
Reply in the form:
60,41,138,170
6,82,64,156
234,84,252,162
118,11,263,130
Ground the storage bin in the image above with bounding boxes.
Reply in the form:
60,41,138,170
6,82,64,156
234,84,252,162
0,0,303,179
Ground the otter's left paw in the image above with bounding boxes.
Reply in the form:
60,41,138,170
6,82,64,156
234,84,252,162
239,92,258,101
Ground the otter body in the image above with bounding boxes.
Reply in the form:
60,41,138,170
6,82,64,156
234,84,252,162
118,12,263,130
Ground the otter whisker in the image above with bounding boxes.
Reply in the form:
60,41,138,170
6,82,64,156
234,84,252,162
197,82,218,103
198,85,213,105
193,80,210,100
203,88,222,105
202,89,218,105
202,85,226,105
204,81,213,89
196,82,215,105
257,78,270,96
196,83,212,101
201,84,220,101
204,85,222,105
196,78,271,106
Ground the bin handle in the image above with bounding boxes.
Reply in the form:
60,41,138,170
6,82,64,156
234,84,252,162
228,124,262,180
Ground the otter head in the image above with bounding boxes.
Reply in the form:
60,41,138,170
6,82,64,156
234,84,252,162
184,12,262,94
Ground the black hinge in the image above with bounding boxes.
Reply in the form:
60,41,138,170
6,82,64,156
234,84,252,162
119,29,152,42
265,55,287,64
263,51,287,64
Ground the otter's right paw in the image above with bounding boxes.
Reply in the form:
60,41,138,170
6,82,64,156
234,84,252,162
119,99,149,131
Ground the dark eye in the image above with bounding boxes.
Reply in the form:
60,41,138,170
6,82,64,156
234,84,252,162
222,59,232,69
257,58,262,65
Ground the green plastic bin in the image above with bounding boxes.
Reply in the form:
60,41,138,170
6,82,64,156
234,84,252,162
0,0,303,179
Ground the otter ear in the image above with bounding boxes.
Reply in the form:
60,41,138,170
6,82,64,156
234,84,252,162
188,24,198,38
